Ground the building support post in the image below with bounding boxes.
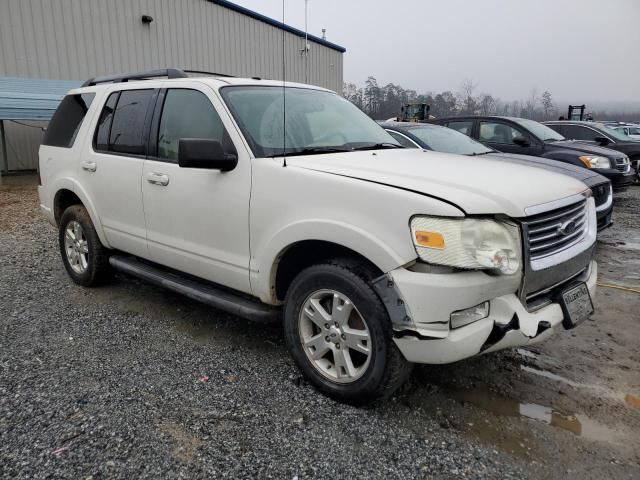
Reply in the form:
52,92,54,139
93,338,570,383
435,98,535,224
0,120,8,176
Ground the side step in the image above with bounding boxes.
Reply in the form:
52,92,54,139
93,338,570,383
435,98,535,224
109,255,280,323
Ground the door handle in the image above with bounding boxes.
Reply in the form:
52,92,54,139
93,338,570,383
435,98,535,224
146,172,170,186
81,161,97,172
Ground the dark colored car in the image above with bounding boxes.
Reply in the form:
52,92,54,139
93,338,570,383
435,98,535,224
431,116,636,189
543,120,640,182
381,121,613,231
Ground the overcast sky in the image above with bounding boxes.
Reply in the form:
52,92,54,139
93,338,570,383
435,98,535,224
235,0,640,102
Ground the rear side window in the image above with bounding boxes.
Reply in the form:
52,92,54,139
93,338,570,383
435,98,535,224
446,120,473,136
42,93,95,148
94,89,154,155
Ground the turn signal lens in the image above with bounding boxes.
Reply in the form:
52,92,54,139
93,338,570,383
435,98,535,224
578,156,593,168
414,231,445,249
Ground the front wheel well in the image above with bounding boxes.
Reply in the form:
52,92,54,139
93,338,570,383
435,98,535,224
273,240,383,302
54,189,83,226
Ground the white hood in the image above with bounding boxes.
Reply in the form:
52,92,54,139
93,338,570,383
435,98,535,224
285,149,589,218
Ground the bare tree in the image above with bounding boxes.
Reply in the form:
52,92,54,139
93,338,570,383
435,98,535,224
541,91,554,120
458,79,478,115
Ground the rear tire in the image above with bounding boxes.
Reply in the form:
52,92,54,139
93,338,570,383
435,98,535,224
283,261,412,405
59,205,111,286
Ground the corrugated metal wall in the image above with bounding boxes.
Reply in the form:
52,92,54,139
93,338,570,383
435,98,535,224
0,0,344,171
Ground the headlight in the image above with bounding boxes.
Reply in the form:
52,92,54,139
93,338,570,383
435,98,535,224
579,155,611,169
410,216,521,275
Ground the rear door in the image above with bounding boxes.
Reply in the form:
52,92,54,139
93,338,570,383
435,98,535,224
79,87,157,258
141,83,252,294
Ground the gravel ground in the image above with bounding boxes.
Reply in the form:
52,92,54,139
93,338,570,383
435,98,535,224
1,177,639,479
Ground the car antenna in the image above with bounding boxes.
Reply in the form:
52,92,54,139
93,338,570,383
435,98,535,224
281,0,287,167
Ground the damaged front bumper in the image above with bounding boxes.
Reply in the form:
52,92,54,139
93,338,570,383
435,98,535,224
373,261,597,365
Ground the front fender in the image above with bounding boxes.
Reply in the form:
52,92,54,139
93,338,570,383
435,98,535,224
253,219,413,303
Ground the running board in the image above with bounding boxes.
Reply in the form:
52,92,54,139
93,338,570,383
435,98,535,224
109,255,280,323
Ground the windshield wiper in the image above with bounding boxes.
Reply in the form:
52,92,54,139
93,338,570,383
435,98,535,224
266,146,349,158
469,151,495,156
347,142,403,151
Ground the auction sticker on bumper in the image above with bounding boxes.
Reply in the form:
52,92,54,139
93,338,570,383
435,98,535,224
560,283,593,329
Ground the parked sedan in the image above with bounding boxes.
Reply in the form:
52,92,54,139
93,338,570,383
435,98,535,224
431,116,636,189
544,120,640,180
381,121,613,231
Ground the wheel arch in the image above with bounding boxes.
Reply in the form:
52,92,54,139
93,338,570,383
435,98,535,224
52,180,111,248
255,220,413,304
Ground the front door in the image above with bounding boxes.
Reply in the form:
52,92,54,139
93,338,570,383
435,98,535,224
478,120,541,156
141,84,252,294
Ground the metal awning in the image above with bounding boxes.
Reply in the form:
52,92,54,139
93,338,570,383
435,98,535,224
0,77,81,121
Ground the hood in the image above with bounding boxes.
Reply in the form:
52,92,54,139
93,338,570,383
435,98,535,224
549,139,626,157
488,152,609,188
285,149,589,218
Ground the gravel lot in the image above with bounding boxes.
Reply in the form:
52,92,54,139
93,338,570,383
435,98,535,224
1,176,639,479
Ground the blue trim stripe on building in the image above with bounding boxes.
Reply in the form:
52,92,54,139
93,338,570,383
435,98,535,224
210,0,346,53
0,77,82,121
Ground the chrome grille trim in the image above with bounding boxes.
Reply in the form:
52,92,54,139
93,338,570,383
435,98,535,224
523,197,597,272
524,199,588,260
615,157,631,173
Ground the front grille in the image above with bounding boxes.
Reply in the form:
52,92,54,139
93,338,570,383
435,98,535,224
615,157,630,173
523,199,588,260
591,183,610,207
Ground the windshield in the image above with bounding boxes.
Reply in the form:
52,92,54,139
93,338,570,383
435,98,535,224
406,125,494,155
597,123,634,141
512,118,565,141
221,86,400,157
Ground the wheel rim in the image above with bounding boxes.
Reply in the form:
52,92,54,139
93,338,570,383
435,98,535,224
64,221,89,274
298,289,372,384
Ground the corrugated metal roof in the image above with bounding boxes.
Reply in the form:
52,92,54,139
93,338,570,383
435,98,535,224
0,77,81,120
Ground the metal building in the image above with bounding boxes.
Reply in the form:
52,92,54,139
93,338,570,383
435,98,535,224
0,0,345,173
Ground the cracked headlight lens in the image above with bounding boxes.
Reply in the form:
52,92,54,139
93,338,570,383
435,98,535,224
410,216,521,275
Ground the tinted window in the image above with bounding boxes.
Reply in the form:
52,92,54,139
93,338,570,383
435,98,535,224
561,125,600,141
42,93,95,148
94,92,119,151
108,89,154,155
157,89,229,161
479,122,523,144
511,118,564,141
386,130,418,148
446,121,473,136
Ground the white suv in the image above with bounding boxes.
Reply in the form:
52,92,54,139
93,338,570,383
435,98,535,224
38,69,598,404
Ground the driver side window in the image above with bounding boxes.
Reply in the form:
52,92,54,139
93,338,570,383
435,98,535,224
157,89,230,161
479,122,523,145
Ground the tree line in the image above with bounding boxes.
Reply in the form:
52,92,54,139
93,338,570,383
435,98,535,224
343,77,639,122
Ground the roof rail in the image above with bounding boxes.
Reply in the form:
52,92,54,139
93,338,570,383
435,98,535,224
182,69,236,78
81,68,189,87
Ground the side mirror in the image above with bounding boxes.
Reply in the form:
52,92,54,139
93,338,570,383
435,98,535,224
513,135,531,147
178,139,237,171
593,136,610,146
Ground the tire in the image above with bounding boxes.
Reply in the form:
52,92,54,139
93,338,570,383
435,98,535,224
59,204,111,286
283,260,412,405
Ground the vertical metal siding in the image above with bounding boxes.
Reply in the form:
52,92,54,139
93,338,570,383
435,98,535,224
0,0,344,170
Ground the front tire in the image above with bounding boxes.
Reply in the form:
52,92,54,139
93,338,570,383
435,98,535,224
283,261,412,405
59,205,111,286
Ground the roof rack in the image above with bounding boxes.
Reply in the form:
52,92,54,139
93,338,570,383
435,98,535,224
81,68,189,87
182,69,236,78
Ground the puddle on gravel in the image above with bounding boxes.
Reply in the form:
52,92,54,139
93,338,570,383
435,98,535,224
446,387,627,446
